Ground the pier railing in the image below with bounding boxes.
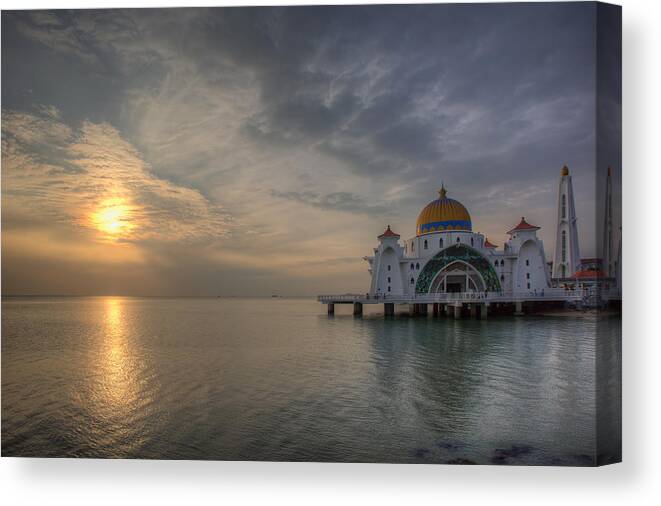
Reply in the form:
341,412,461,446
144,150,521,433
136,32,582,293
317,289,585,304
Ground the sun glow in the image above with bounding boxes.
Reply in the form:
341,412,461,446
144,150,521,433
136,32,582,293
92,198,135,237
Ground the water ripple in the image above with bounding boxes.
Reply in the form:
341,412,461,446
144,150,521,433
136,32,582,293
2,297,620,464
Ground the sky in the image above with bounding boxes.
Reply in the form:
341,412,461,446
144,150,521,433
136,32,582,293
1,3,621,296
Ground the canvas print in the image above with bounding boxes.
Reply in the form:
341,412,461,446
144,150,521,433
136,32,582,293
1,2,621,465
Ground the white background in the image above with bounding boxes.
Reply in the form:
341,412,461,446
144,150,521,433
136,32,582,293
1,0,659,504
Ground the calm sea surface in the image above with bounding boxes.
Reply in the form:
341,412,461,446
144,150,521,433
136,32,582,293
2,296,621,465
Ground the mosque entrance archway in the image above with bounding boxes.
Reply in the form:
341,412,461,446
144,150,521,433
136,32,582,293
429,260,486,294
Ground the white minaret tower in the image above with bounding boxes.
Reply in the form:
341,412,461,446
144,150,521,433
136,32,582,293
552,165,581,280
616,226,622,290
603,166,615,278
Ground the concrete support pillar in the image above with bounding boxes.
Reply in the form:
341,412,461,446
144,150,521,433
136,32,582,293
384,303,395,316
327,303,335,315
353,302,363,316
409,304,416,316
454,304,462,319
419,304,428,316
432,303,439,317
470,304,477,318
446,304,453,316
480,303,488,320
514,301,524,316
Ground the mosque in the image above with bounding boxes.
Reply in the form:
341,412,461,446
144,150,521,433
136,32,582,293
364,165,619,299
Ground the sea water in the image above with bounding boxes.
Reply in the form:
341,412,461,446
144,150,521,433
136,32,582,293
1,296,621,464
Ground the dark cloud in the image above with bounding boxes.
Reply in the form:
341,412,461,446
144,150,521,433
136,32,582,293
3,4,600,187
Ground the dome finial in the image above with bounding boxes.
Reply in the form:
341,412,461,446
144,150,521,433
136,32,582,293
561,165,569,176
438,182,447,199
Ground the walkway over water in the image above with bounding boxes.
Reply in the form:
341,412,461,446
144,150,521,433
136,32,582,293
318,289,582,305
316,288,616,318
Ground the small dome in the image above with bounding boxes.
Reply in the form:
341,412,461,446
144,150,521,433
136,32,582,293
561,165,569,176
416,185,472,236
378,225,400,239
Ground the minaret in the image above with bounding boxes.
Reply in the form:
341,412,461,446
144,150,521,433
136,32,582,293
602,167,614,278
616,226,622,289
552,165,581,279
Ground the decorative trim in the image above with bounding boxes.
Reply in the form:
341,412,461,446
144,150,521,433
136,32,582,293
417,220,472,235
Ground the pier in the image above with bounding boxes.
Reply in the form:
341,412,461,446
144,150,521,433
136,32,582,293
318,289,589,318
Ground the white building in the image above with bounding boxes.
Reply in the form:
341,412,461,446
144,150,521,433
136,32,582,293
365,184,550,297
364,166,621,299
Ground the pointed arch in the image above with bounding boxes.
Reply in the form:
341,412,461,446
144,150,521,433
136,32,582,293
414,244,501,293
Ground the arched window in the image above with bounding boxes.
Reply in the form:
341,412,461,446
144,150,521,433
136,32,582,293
526,273,530,279
410,278,415,285
424,239,428,250
562,194,566,219
456,237,460,243
415,263,420,270
470,237,474,247
410,263,414,270
500,274,505,281
439,238,443,248
387,265,391,271
561,230,567,262
387,286,391,292
494,260,499,266
411,242,415,252
525,259,529,266
387,277,391,283
527,282,531,289
500,260,504,266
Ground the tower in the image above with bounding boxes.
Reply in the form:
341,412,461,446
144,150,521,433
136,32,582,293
616,226,622,289
369,225,404,296
552,165,581,280
603,167,615,278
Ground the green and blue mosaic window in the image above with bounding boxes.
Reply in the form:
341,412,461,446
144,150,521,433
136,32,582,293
415,244,502,293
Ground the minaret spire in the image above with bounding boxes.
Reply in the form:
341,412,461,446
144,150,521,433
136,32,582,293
438,182,447,199
552,165,581,280
603,166,614,278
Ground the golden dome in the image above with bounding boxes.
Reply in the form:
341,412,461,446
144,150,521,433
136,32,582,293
416,185,472,236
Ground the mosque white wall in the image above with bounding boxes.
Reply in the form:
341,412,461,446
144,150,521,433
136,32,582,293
370,236,406,295
514,239,549,291
373,247,403,295
402,258,422,294
405,231,484,259
490,255,514,292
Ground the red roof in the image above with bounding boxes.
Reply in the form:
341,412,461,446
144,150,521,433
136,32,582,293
484,238,498,248
378,225,400,239
573,269,607,279
507,217,540,235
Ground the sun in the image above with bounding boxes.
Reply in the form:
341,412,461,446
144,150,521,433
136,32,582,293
92,198,135,237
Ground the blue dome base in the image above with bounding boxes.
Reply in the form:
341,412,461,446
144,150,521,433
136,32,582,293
417,220,472,235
